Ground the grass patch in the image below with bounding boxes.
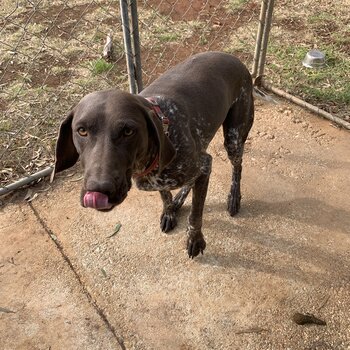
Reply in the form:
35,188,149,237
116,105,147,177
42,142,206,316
226,0,248,12
267,44,350,111
268,0,350,116
308,11,335,24
223,21,257,63
88,58,114,75
139,8,204,47
158,32,181,42
0,120,13,132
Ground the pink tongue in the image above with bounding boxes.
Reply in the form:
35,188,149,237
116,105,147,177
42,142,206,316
83,191,112,210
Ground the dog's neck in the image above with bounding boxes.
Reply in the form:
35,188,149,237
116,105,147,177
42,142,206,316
132,96,166,178
133,134,159,178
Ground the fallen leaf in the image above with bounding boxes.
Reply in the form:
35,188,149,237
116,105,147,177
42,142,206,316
108,222,122,238
0,307,15,314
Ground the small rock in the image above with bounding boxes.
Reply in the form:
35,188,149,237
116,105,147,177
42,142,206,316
292,117,302,124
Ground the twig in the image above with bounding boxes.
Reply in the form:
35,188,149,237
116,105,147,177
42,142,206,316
235,327,269,334
318,295,330,311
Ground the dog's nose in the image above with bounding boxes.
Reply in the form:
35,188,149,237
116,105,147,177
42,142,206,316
86,180,115,198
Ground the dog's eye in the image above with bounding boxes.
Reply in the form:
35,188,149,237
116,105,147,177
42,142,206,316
77,127,88,137
123,127,134,136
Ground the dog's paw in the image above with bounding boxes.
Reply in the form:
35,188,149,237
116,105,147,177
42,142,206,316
187,234,206,259
160,212,177,233
227,191,241,216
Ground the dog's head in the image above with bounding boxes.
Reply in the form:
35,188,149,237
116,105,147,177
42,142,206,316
52,89,175,210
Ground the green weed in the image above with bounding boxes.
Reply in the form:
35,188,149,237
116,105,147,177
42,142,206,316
158,32,180,42
226,0,248,12
89,58,114,75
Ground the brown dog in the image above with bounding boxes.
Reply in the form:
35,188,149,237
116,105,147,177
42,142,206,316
53,51,254,258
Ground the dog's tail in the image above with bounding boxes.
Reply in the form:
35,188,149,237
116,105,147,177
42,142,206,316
253,86,277,104
252,75,278,104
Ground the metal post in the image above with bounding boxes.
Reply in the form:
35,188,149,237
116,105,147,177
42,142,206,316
257,0,274,78
119,0,137,94
130,0,143,92
262,82,350,130
0,167,53,197
252,0,268,78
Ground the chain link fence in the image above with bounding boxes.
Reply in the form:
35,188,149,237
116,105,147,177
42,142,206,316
0,0,127,189
137,0,261,86
1,0,263,192
3,0,347,195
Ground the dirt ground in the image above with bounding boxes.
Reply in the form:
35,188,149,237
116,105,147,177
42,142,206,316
1,99,350,350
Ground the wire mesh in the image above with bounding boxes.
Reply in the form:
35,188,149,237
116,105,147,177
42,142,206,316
0,0,262,189
0,0,126,187
136,0,261,85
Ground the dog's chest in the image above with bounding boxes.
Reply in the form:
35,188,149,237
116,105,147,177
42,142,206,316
135,175,180,191
134,98,208,191
134,161,199,191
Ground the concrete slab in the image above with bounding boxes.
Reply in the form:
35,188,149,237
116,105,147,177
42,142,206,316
0,204,122,350
3,100,350,349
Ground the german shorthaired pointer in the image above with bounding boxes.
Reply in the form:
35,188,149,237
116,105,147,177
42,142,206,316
53,51,254,258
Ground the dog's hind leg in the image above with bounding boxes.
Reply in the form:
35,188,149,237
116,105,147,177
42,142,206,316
225,135,243,216
223,90,254,216
173,186,191,211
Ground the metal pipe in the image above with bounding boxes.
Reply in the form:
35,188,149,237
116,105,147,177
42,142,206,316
119,0,137,94
130,0,143,92
252,0,268,78
262,82,350,130
0,167,53,197
257,0,274,77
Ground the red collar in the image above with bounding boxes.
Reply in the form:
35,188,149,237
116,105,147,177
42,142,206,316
132,97,169,178
133,154,159,178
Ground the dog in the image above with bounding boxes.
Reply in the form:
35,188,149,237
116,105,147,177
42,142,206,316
52,51,254,258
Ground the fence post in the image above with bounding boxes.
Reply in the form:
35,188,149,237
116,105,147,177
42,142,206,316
252,0,268,78
130,0,143,92
119,0,137,94
257,0,274,78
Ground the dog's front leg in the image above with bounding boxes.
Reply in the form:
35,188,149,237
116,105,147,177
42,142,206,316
160,190,177,232
187,153,212,258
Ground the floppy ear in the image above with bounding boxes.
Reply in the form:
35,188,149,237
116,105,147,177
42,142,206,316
51,110,79,181
146,110,176,173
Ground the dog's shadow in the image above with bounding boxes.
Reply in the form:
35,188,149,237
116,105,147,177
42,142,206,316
194,197,350,284
208,197,350,233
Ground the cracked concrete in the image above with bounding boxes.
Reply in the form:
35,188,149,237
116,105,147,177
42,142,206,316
1,99,350,349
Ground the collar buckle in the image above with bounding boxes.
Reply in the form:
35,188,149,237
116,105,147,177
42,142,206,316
146,97,170,136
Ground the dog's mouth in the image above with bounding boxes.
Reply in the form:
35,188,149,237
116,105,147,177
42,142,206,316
81,171,132,211
83,191,114,210
81,187,129,211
